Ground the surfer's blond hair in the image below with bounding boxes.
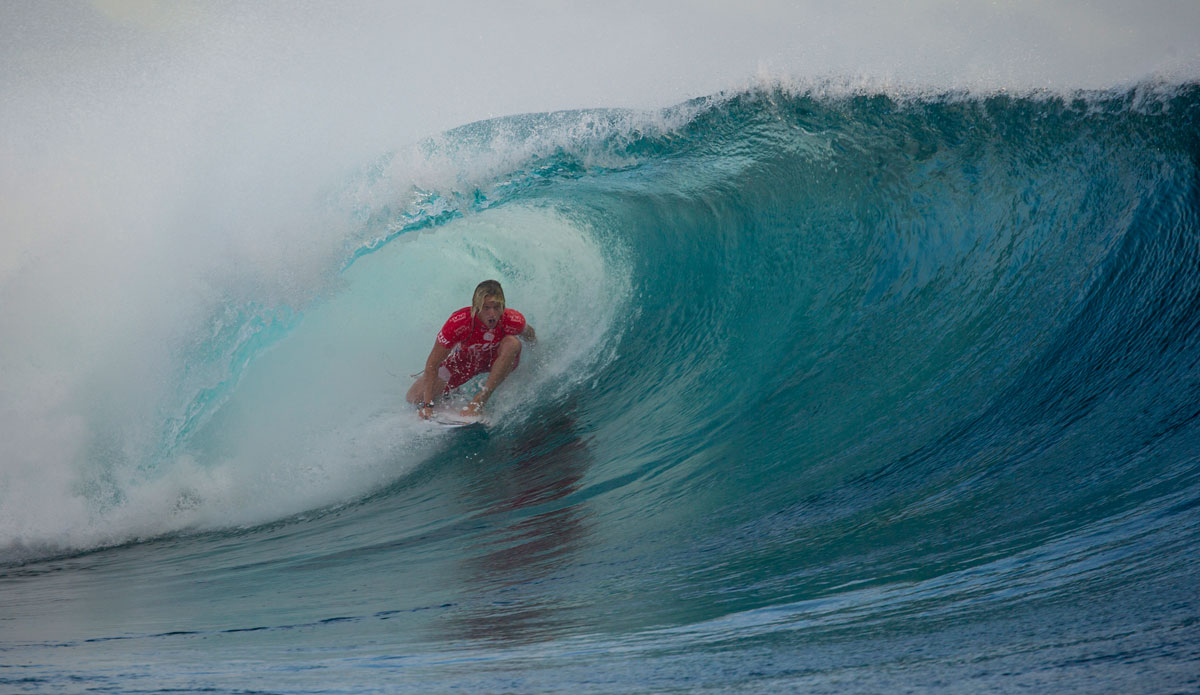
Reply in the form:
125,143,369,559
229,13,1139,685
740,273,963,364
471,280,506,322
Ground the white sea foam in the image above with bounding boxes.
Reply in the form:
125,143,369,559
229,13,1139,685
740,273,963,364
0,198,626,559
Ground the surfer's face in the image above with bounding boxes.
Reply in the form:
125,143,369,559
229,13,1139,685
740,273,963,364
478,298,503,329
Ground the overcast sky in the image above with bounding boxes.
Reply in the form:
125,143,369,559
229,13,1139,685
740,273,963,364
4,0,1198,139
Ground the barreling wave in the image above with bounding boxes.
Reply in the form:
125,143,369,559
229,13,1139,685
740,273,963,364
3,81,1199,692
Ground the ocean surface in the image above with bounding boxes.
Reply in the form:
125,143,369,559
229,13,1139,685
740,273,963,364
3,84,1200,693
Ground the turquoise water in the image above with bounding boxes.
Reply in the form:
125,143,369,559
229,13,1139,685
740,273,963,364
3,86,1200,693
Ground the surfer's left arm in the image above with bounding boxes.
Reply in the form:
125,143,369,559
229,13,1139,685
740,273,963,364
520,324,536,345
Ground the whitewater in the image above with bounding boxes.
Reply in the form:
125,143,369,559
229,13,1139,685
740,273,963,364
3,2,1200,693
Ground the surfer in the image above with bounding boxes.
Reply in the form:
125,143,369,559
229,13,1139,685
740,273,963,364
407,279,536,420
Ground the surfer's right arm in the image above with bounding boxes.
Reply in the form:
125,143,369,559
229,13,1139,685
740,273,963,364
411,342,452,419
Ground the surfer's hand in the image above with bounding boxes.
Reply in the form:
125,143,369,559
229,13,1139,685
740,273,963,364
417,404,433,420
460,401,483,418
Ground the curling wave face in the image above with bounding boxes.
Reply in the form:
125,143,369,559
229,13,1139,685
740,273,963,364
3,85,1200,693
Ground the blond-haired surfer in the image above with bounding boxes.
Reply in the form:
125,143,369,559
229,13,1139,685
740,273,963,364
406,280,536,419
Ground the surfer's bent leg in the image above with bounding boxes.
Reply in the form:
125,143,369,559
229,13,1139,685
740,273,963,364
406,372,447,404
464,336,522,414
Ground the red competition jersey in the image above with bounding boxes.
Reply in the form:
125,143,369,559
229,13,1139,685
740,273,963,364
436,307,526,368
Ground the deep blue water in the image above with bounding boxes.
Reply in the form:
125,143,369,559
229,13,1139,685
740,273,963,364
3,86,1200,693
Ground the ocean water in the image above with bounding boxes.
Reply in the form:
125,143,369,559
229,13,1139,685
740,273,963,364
4,6,1200,692
5,83,1199,694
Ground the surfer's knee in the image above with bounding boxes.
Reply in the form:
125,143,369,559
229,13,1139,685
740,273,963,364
499,334,522,356
405,377,425,403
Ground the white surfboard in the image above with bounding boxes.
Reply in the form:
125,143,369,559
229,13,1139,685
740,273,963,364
431,416,484,429
427,407,487,428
